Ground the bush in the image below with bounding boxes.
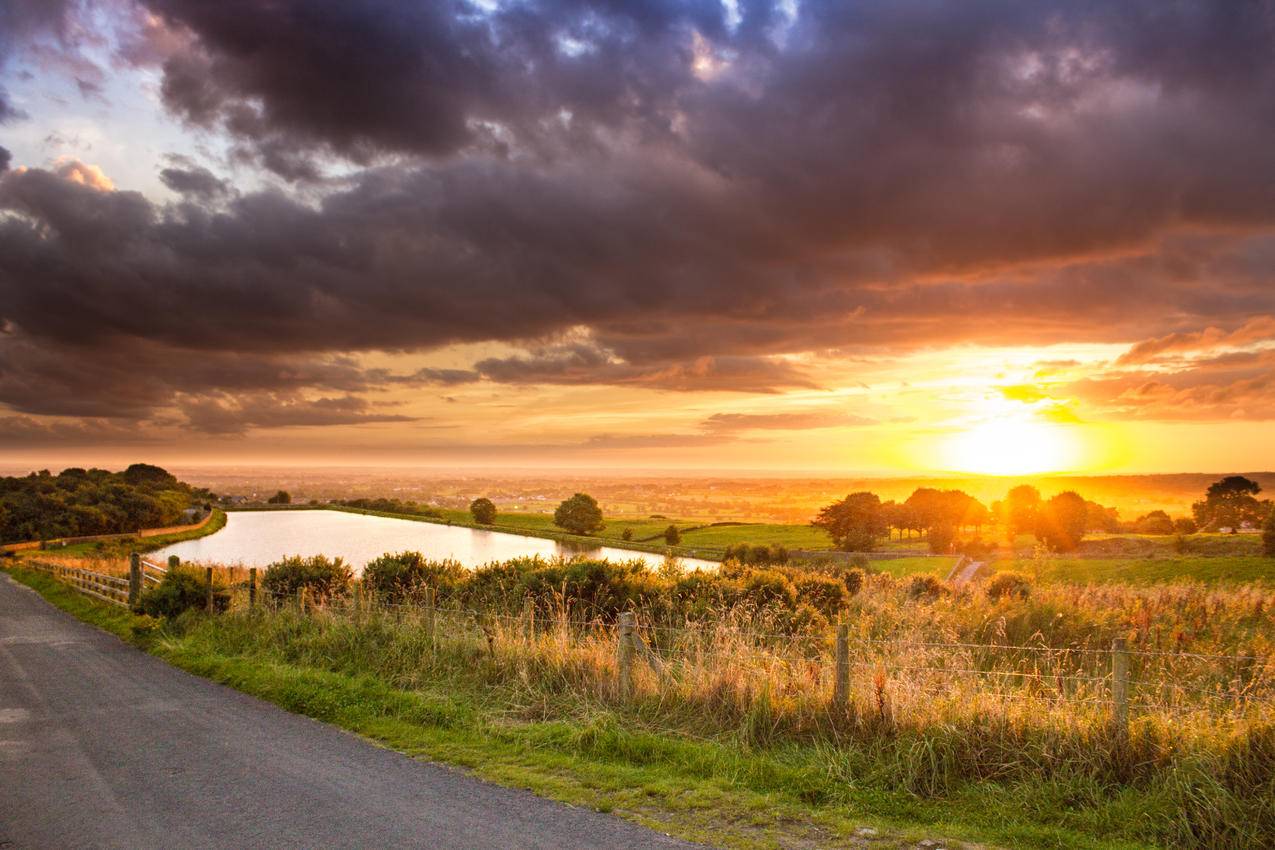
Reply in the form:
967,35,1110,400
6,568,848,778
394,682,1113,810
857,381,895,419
140,567,228,619
261,554,351,602
1174,517,1198,535
664,524,681,545
740,569,797,610
722,543,789,566
362,551,466,603
840,566,865,596
927,523,956,554
794,573,849,617
986,571,1032,601
1135,510,1175,535
621,528,633,541
906,574,948,601
955,537,994,557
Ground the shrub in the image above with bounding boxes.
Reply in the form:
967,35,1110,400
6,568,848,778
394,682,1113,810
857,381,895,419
986,571,1032,601
955,537,994,557
140,567,228,619
740,569,797,610
621,528,633,541
840,566,865,596
469,497,497,525
928,523,956,554
794,573,849,617
362,551,466,603
722,543,789,565
664,524,681,545
906,574,948,602
1135,510,1175,535
1174,517,1198,535
261,554,351,602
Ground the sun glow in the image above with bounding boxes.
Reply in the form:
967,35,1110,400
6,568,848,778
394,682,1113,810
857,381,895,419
941,417,1080,476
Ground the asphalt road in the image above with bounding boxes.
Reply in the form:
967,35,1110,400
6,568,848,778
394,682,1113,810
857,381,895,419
0,573,701,849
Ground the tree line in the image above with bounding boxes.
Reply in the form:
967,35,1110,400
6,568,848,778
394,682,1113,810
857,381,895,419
813,476,1273,554
0,464,210,544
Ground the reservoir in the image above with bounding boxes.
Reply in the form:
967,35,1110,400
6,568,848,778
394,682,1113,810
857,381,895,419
156,509,717,572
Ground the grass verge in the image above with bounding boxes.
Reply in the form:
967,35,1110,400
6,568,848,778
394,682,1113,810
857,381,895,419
6,565,1208,850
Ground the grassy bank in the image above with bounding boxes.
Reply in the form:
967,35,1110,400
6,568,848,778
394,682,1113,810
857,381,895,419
12,509,228,560
10,561,1275,850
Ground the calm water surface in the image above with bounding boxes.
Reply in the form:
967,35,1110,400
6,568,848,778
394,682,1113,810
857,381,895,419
157,510,716,572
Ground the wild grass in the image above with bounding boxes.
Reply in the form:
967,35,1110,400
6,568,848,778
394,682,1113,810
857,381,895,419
11,558,1275,850
217,560,1275,849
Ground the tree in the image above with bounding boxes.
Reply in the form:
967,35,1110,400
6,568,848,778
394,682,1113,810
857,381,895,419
1035,491,1087,552
664,524,681,545
1134,510,1174,535
267,490,291,505
813,492,887,551
469,497,497,525
1192,476,1263,532
1004,485,1041,538
1173,517,1198,535
1264,510,1275,557
553,493,604,535
1084,501,1121,533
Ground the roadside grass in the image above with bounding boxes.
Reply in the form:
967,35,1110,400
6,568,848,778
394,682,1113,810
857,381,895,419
9,564,1272,850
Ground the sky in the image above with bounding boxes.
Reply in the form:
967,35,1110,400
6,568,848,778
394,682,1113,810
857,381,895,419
1,0,1274,476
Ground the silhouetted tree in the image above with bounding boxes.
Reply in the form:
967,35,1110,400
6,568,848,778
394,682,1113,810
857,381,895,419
267,490,291,505
1192,476,1263,532
1035,491,1087,552
813,492,887,551
1134,510,1174,535
1004,485,1041,538
664,524,681,545
554,493,605,535
469,497,497,525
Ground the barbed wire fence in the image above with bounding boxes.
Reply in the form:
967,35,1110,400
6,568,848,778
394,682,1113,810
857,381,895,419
21,555,1275,734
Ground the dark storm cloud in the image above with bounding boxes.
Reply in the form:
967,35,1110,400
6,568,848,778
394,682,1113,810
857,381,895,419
4,0,1275,433
158,164,229,199
177,393,417,435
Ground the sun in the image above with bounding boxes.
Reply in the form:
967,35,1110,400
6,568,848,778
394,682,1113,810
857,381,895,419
941,417,1080,476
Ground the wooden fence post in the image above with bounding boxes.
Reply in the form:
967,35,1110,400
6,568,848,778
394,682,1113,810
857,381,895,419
128,552,142,609
616,612,635,700
423,587,436,639
1111,637,1129,740
205,567,214,613
833,622,850,713
168,555,181,570
248,567,257,611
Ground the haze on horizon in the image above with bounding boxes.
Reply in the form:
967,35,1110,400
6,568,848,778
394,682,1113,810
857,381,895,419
2,0,1275,477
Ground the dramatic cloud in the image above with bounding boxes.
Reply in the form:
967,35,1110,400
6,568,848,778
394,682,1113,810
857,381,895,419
177,393,417,435
1117,316,1275,365
3,0,1275,443
158,163,229,199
